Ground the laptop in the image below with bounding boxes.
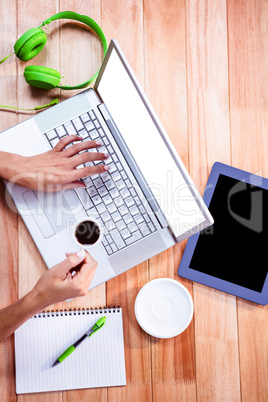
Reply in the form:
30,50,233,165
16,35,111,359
0,40,213,289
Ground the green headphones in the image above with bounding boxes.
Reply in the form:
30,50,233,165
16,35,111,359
0,11,107,110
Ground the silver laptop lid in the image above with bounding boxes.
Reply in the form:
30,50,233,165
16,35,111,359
95,40,213,242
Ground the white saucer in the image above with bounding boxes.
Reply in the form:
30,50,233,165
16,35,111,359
134,278,194,338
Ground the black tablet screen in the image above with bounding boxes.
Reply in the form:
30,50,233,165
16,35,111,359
190,174,268,292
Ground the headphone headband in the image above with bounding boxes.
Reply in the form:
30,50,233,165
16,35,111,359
37,11,108,90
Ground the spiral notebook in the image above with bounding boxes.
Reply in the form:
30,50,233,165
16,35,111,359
14,307,126,394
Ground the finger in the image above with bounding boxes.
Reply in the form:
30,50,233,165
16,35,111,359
70,164,110,181
54,135,82,152
75,253,97,278
54,249,87,276
70,151,109,168
64,139,103,157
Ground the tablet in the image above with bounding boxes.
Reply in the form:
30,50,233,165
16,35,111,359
178,162,268,305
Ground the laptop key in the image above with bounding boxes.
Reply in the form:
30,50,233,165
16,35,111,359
96,202,106,215
100,171,110,182
102,237,108,247
125,236,136,246
114,196,124,208
105,179,115,191
139,222,151,236
79,129,88,139
125,230,142,245
89,110,96,119
148,222,156,232
110,242,117,253
128,221,138,233
106,234,113,244
123,213,133,225
111,211,121,223
85,121,95,132
101,211,111,223
108,163,117,173
105,245,112,255
46,129,57,141
94,120,101,129
65,121,76,135
92,194,102,205
106,202,116,214
72,117,83,131
116,219,126,231
81,112,90,123
121,188,130,199
111,171,121,182
93,178,103,188
98,186,108,197
134,213,144,225
50,137,60,148
87,186,98,197
109,187,119,198
56,125,66,137
105,219,116,232
109,228,125,250
116,180,126,191
118,205,128,216
125,197,135,208
82,177,93,187
121,227,131,239
129,205,139,216
103,194,113,206
90,130,99,140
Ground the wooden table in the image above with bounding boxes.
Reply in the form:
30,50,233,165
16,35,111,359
0,1,267,401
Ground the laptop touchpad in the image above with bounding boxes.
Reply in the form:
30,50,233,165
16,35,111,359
22,190,78,239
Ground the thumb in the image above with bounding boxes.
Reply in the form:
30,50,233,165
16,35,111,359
56,249,87,275
65,249,87,269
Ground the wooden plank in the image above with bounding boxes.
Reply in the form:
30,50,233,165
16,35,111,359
58,1,107,401
0,0,19,400
143,0,196,400
186,0,241,401
16,2,62,402
227,1,268,401
101,1,152,401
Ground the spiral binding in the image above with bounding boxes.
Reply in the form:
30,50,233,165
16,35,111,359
33,306,121,319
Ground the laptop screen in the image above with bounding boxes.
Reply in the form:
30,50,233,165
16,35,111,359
96,44,206,237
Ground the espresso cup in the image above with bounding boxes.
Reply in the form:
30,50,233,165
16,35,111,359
72,218,103,248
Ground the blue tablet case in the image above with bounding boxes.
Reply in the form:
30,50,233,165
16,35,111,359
178,162,268,305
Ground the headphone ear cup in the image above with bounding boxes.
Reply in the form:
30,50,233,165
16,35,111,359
14,28,47,61
24,65,61,89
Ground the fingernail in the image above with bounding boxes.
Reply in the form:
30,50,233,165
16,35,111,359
76,249,86,259
95,140,102,146
104,153,109,158
104,165,110,171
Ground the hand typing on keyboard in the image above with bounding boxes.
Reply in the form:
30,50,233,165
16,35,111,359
0,135,110,191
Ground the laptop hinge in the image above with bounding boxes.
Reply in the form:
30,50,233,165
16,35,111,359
98,103,169,231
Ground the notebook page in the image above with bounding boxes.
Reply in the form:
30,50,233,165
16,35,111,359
15,309,126,394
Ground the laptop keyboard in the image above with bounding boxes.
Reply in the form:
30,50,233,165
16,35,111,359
44,109,157,255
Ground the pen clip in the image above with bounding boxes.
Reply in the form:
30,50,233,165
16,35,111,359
88,316,106,337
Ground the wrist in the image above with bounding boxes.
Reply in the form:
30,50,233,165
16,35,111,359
0,151,26,182
26,287,50,313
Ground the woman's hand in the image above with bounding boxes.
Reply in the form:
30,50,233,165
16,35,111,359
0,135,110,191
31,249,97,307
0,250,97,342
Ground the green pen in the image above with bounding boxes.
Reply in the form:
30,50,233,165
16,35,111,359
52,316,106,367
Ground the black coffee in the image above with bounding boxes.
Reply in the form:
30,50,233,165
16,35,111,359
75,220,100,245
